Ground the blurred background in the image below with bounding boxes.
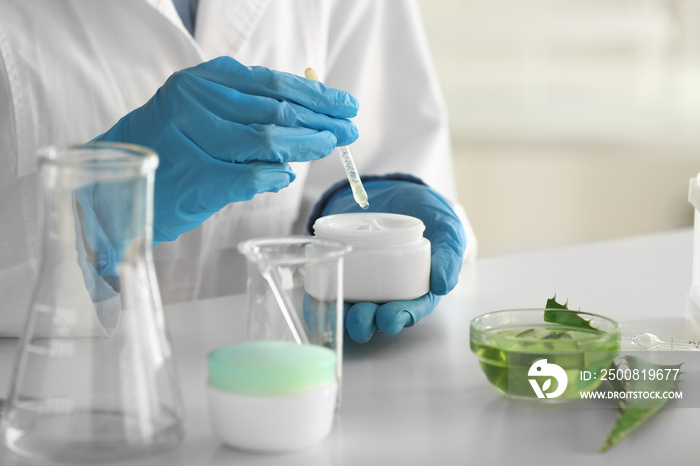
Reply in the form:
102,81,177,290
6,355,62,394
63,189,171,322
416,0,700,257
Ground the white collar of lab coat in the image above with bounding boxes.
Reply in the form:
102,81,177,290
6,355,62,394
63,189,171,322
141,0,272,61
194,0,271,59
141,0,208,58
143,0,191,32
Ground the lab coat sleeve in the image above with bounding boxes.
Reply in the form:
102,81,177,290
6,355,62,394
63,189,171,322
0,172,122,337
0,173,39,335
0,6,36,335
302,0,477,261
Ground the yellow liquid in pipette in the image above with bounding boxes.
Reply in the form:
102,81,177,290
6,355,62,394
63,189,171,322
337,146,369,210
351,181,369,210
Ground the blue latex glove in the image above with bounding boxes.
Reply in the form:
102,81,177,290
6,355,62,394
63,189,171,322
95,56,359,245
73,179,143,281
72,181,131,330
307,174,467,343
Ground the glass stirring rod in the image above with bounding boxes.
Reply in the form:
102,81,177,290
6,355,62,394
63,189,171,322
305,68,369,210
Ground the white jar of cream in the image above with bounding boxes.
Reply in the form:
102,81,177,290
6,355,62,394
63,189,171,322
206,341,338,453
312,213,431,302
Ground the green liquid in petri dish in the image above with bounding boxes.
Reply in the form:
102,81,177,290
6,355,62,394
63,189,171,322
471,323,619,400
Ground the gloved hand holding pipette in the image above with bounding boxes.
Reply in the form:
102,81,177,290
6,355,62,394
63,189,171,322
93,56,359,246
308,174,467,343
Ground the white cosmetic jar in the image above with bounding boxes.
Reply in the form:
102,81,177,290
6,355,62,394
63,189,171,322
312,213,431,302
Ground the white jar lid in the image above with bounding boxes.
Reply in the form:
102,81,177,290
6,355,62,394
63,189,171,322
313,213,425,249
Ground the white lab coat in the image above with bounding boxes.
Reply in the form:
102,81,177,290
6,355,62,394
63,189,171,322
0,0,476,336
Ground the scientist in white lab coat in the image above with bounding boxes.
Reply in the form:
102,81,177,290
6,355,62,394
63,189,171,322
0,0,476,342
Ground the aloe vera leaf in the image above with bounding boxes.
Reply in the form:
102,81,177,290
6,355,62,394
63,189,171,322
600,359,628,410
600,355,683,452
543,295,598,332
542,331,573,340
515,328,537,338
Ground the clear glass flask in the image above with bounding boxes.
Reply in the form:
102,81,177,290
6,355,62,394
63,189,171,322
237,237,351,385
2,143,184,463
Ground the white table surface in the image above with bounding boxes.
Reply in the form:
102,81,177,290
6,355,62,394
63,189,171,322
1,228,698,465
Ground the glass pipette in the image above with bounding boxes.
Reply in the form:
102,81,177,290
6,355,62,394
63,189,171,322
622,332,700,351
337,146,369,210
304,67,369,210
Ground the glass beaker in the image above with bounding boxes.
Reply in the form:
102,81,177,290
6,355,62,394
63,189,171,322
2,143,184,463
237,237,351,387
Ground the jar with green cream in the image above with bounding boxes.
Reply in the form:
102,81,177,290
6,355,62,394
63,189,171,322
206,341,338,452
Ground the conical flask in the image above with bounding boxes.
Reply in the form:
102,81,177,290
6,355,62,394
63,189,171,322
2,143,184,463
